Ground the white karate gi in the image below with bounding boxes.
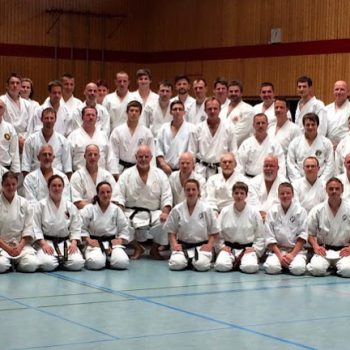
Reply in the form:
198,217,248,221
115,166,172,245
108,123,154,175
103,91,133,130
29,101,72,137
188,120,237,178
238,135,286,177
164,199,219,271
156,121,192,170
33,197,84,271
292,177,326,213
215,203,265,273
141,101,172,137
68,127,109,171
0,93,31,137
130,90,159,122
325,100,350,146
131,90,159,107
187,101,207,124
248,174,287,213
337,174,350,200
0,119,20,172
307,199,350,277
170,95,196,123
334,134,350,175
23,168,71,206
26,99,40,123
267,120,302,156
70,166,118,205
264,201,308,275
205,172,248,212
71,102,111,137
0,193,39,273
22,130,72,173
169,170,206,206
253,102,275,124
62,96,82,114
221,98,230,109
287,134,334,182
219,101,254,146
81,202,130,270
295,97,327,135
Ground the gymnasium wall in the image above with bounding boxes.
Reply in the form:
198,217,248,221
0,0,146,100
142,0,350,103
1,0,350,103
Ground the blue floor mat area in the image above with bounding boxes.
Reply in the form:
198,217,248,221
1,260,349,350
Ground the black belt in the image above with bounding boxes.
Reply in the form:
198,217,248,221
178,240,208,261
196,158,220,172
224,242,253,250
90,235,114,256
119,159,136,169
127,206,152,227
325,244,345,251
4,165,11,170
44,235,69,243
224,242,253,270
7,242,17,271
245,172,255,178
178,240,207,249
44,234,69,265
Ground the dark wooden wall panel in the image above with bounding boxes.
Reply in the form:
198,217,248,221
146,53,350,104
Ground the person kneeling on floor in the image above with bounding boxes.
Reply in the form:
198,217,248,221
307,177,350,277
263,182,308,275
215,181,265,273
165,179,219,271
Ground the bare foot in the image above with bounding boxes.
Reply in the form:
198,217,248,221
150,244,165,260
130,243,145,260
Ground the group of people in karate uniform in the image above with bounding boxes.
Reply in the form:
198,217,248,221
2,164,349,277
1,70,350,277
0,172,130,272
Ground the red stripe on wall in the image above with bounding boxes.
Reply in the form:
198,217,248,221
1,39,350,63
